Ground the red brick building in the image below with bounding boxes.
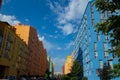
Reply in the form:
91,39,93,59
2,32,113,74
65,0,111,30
39,41,48,76
15,24,48,76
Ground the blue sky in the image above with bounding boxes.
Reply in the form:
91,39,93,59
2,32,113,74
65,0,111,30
0,0,88,72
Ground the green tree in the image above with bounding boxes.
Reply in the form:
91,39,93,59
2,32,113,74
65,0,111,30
99,63,113,80
70,60,83,79
63,75,70,80
82,77,88,80
70,77,78,80
45,69,51,80
94,0,120,78
112,62,120,78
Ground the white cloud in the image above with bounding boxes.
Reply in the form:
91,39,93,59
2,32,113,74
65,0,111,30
49,0,88,35
55,30,58,33
57,47,62,50
38,35,53,51
58,0,88,22
58,23,74,35
38,35,45,41
38,34,62,52
54,36,58,39
48,0,63,14
65,41,74,49
3,0,11,5
43,40,54,51
0,14,20,25
25,19,29,22
52,57,65,72
63,0,88,21
49,34,54,38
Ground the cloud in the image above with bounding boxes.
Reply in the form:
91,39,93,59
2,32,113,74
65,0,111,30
38,34,62,52
48,0,88,35
43,40,54,51
25,19,29,22
38,35,45,41
58,0,88,22
56,47,62,50
2,0,11,5
38,35,53,51
0,14,20,25
48,0,63,14
58,23,75,35
55,30,58,33
62,0,88,21
44,33,59,39
65,41,74,49
48,34,54,38
52,57,65,72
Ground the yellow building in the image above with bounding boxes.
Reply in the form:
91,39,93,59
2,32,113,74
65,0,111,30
64,51,74,74
0,21,27,78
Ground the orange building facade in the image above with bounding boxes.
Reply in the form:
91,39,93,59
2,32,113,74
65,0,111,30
14,24,48,76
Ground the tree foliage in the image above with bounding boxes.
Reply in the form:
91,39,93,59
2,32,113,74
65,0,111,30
99,63,113,80
82,76,88,80
45,69,51,80
95,0,120,12
112,62,120,78
70,77,78,80
94,0,120,57
63,75,70,80
94,0,120,78
70,60,83,77
64,60,83,80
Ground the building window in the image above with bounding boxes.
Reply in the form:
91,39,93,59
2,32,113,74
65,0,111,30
105,34,108,42
94,51,98,58
90,61,93,68
103,42,108,58
90,4,94,26
19,44,24,55
108,59,113,69
7,33,13,43
107,11,112,18
94,42,97,52
94,42,98,58
100,11,105,22
4,50,10,60
104,51,108,58
103,42,108,51
97,32,100,41
4,33,13,59
6,42,11,51
99,60,103,69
